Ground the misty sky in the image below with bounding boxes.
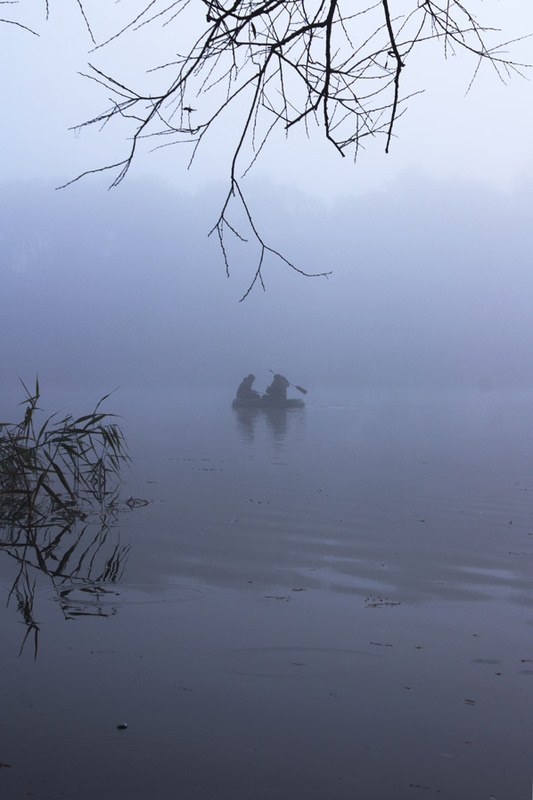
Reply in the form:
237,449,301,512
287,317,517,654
1,3,533,397
1,2,532,194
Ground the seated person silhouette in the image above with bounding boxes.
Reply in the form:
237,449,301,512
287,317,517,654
236,374,261,400
264,374,290,402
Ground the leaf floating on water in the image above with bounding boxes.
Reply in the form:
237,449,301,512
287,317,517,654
126,496,149,509
365,596,401,608
408,783,441,793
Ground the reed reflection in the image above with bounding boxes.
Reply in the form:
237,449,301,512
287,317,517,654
2,511,132,655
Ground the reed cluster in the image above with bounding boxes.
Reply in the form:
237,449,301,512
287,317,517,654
0,378,129,525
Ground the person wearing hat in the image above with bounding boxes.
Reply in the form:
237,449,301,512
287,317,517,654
236,374,261,400
264,373,290,402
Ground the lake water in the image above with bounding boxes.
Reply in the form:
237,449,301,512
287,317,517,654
1,386,533,799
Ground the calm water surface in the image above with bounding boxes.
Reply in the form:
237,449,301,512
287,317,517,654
1,387,533,799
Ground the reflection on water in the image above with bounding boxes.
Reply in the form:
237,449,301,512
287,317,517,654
1,507,131,653
131,394,533,612
54,581,205,615
1,388,533,799
233,404,305,443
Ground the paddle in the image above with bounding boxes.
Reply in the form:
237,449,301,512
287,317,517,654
269,370,308,395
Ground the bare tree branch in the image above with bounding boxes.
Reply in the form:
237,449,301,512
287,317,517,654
11,1,530,295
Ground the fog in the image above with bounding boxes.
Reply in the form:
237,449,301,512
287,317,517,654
2,175,532,398
4,9,533,799
2,1,533,406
